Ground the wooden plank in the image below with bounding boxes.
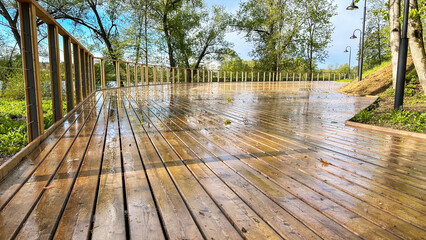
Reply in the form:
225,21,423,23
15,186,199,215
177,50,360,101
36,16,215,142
91,92,126,240
0,94,101,208
123,94,203,240
137,97,323,240
0,94,102,239
149,101,361,239
124,96,242,240
15,92,107,239
117,95,164,240
53,93,110,239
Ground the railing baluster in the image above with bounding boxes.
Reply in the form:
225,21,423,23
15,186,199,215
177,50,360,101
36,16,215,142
73,44,81,103
19,2,44,141
63,36,74,112
116,60,120,88
48,24,63,122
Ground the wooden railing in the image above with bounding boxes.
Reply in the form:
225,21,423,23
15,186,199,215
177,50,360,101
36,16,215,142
18,0,354,143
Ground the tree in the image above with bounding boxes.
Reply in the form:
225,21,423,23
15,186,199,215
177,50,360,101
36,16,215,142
234,0,302,73
388,0,400,88
0,0,20,49
41,0,124,60
362,0,390,69
408,0,426,92
299,0,336,80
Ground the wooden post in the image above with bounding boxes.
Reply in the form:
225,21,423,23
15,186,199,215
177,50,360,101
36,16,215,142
145,65,149,85
197,69,199,83
134,64,138,86
184,68,187,83
172,68,175,84
84,52,89,95
19,2,44,141
126,63,130,87
63,36,74,112
263,72,266,81
80,49,87,97
167,67,170,83
116,60,120,88
217,71,220,82
153,66,157,84
100,59,105,89
203,69,205,82
177,68,180,83
160,66,164,84
191,69,194,83
236,71,239,82
258,72,260,82
251,71,254,82
141,65,145,85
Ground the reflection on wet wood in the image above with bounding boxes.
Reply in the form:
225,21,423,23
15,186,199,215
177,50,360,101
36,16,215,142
1,82,425,239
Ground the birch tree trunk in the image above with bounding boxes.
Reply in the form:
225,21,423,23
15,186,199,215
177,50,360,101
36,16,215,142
389,0,400,88
408,0,426,92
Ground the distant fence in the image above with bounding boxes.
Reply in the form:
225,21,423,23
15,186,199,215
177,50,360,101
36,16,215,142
17,0,353,143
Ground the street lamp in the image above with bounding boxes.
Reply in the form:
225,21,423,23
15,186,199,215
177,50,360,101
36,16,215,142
394,0,410,109
344,46,351,79
349,29,362,78
347,0,367,81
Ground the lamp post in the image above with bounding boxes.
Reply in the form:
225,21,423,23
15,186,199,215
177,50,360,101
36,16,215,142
394,0,410,109
344,46,351,79
349,29,362,79
347,0,366,81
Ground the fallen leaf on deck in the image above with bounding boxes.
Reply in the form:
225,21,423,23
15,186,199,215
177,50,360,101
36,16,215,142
241,227,247,233
224,120,231,126
43,185,54,190
320,158,330,167
227,97,232,103
199,211,205,216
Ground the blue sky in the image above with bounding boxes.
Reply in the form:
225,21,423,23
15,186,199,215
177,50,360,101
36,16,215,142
205,0,366,69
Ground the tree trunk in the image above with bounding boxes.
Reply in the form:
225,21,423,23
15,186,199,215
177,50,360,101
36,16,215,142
408,0,426,93
389,0,400,88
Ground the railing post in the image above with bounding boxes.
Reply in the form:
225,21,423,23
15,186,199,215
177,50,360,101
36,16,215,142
73,44,81,103
134,64,138,86
19,2,44,141
191,69,193,83
92,56,95,91
126,63,130,87
101,59,106,89
80,50,86,95
203,69,205,82
63,36,74,112
167,67,170,83
145,65,149,85
116,60,120,88
48,24,63,122
177,68,180,83
153,66,157,84
85,52,89,95
160,66,164,84
140,65,144,85
184,68,187,83
172,68,175,84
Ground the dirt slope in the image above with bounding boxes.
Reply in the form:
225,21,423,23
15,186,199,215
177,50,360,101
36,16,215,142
339,58,413,96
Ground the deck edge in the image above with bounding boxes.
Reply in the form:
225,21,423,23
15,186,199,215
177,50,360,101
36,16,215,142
345,120,426,139
0,91,98,182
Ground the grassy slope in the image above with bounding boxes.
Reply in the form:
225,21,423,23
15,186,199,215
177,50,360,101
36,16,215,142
339,58,426,133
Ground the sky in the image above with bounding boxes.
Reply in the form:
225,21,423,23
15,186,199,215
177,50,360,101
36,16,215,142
205,0,366,69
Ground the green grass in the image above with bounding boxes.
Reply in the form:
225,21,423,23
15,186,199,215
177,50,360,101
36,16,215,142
361,60,391,78
351,76,426,133
335,78,354,82
0,98,61,157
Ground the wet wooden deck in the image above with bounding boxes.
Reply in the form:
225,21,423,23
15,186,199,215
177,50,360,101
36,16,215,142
0,82,425,240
